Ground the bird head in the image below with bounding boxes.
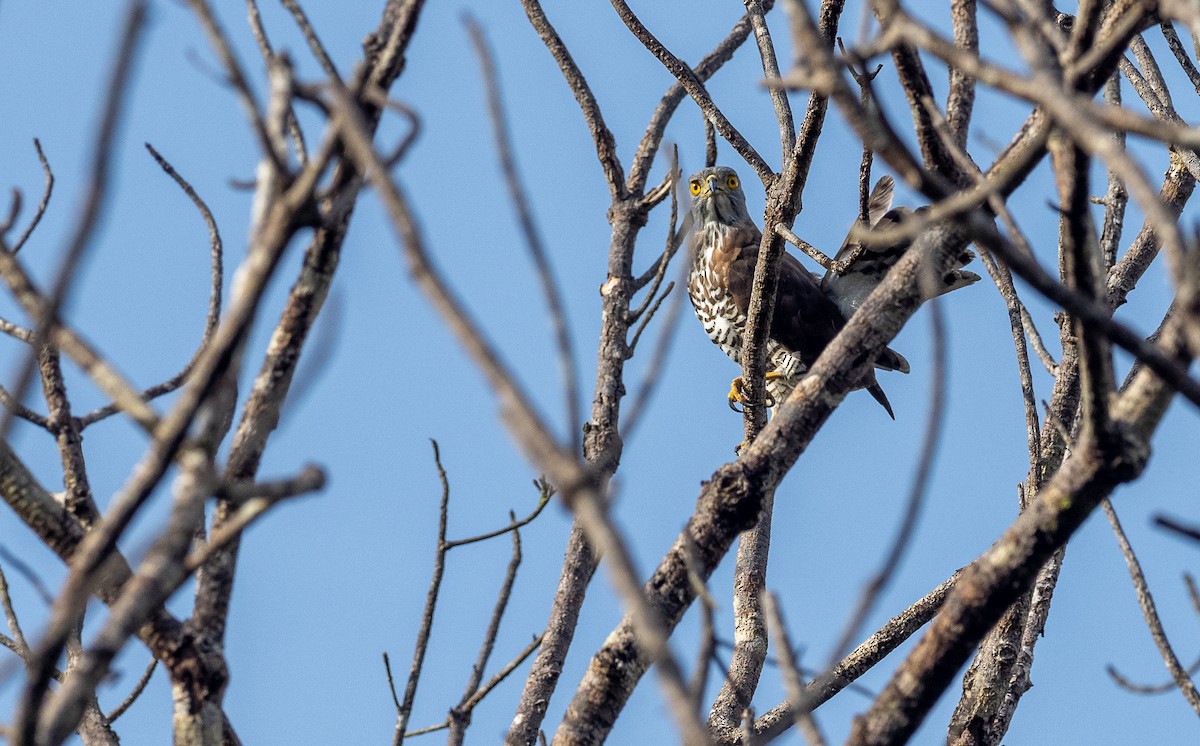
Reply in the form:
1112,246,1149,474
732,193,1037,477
688,166,752,228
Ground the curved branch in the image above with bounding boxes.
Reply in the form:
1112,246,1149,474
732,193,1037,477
1102,499,1200,714
612,0,772,183
10,139,54,255
0,0,148,444
518,0,627,198
466,17,582,455
76,143,225,429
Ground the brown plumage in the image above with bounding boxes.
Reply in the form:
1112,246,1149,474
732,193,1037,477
686,166,976,417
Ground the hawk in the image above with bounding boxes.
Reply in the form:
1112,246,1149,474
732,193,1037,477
686,165,979,416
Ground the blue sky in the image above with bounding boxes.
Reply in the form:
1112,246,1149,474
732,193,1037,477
1,1,1199,744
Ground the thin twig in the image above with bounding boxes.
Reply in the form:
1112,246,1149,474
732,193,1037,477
74,142,227,428
627,281,675,356
448,515,525,745
946,0,977,147
827,297,947,664
628,4,765,194
752,569,964,741
763,592,828,746
355,90,423,168
746,0,795,155
1154,514,1200,543
1103,499,1200,714
1186,573,1200,618
1021,304,1059,374
466,16,582,456
462,633,543,712
1099,73,1129,270
383,652,403,716
186,0,287,173
279,0,340,79
611,0,772,183
0,562,29,657
403,722,450,738
1161,21,1200,95
36,341,99,525
706,117,718,168
245,0,309,164
517,0,627,198
0,188,21,237
443,479,552,550
0,547,55,606
401,635,545,739
0,0,149,445
1108,653,1200,694
0,247,158,430
395,440,451,745
105,659,158,722
10,139,54,255
774,222,871,274
631,150,683,302
838,38,883,223
684,535,718,714
0,318,32,343
0,385,50,430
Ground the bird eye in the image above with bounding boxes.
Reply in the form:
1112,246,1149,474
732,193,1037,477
690,180,701,195
726,174,739,189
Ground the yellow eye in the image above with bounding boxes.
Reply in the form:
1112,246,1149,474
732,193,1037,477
690,180,701,195
726,174,739,189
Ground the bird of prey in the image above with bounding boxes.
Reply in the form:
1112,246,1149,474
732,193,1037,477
685,165,979,417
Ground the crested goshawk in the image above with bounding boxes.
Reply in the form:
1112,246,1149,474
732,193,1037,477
686,165,979,416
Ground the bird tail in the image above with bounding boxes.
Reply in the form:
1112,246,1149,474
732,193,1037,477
824,201,982,316
875,346,910,374
865,373,896,419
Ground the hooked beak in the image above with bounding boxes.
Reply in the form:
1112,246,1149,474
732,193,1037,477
699,174,720,198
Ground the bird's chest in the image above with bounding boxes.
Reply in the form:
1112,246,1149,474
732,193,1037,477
688,244,746,361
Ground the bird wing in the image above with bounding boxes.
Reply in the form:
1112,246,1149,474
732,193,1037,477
827,175,896,269
724,226,908,375
771,252,842,364
724,233,842,366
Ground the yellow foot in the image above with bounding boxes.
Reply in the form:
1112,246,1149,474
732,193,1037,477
726,372,783,412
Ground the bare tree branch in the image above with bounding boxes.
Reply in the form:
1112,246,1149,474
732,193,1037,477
1102,499,1200,714
448,515,525,745
848,317,1190,744
71,143,227,429
763,592,827,746
748,569,963,743
105,659,157,723
611,0,772,184
466,16,582,455
0,0,149,444
827,299,946,664
517,0,627,199
8,139,54,256
710,1,849,729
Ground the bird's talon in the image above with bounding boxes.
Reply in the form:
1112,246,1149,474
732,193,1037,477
727,374,777,410
727,376,746,412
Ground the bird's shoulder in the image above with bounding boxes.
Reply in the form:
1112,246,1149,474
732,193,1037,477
775,252,841,331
